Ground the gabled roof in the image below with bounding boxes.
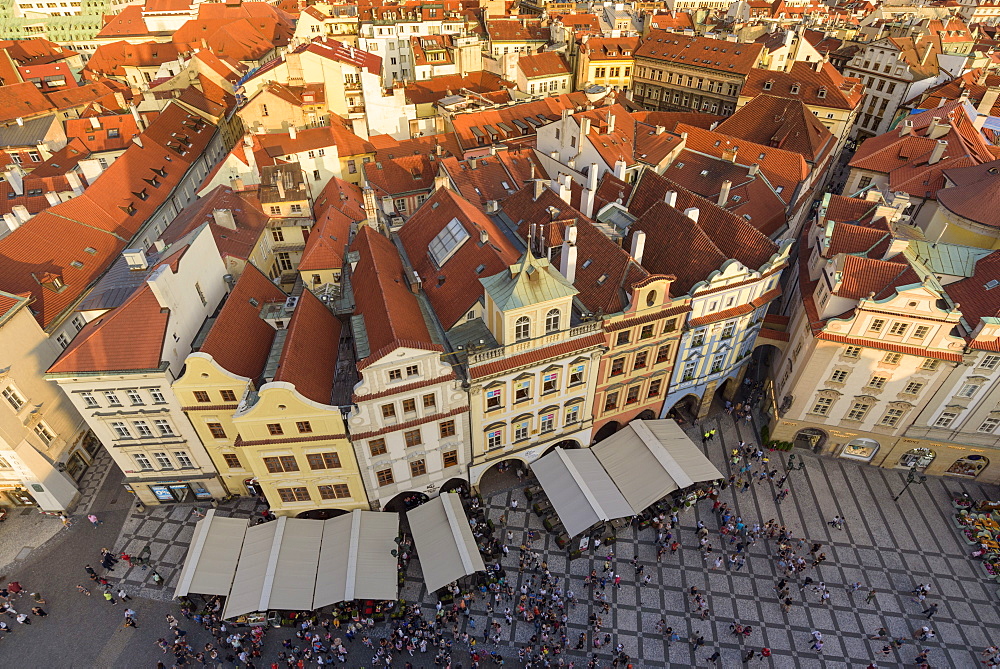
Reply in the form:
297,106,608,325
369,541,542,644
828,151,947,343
716,94,835,164
517,51,571,79
299,206,351,272
46,246,190,375
159,186,270,263
742,61,863,111
486,19,549,42
448,92,593,153
350,226,438,367
832,254,917,300
937,159,1000,229
946,250,1000,331
0,82,55,123
440,154,520,209
636,31,764,76
398,188,521,329
404,71,515,106
273,288,341,405
199,263,286,379
364,153,437,200
826,219,892,258
255,123,374,159
578,36,639,60
625,170,778,294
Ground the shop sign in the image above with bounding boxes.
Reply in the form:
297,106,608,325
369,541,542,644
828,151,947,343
830,430,857,438
150,485,174,502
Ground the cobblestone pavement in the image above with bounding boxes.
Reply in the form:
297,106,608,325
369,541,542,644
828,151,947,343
2,411,999,667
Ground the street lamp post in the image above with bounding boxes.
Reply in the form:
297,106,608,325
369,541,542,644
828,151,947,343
786,453,805,472
892,465,928,502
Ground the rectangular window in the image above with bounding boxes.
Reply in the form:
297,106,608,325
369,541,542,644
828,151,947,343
296,421,313,433
422,393,436,409
625,386,641,405
487,429,503,450
921,358,940,371
879,408,904,427
868,318,885,333
382,404,396,419
134,453,153,470
193,390,210,403
844,345,862,358
910,325,930,341
542,372,558,393
633,351,648,370
402,398,416,414
610,358,625,377
150,389,166,403
306,452,341,469
540,413,554,432
81,391,99,408
901,382,922,395
2,387,25,411
811,397,834,416
34,423,54,444
486,389,502,410
153,452,172,469
867,375,887,389
711,353,725,373
958,383,981,398
514,421,529,441
111,421,131,438
721,322,736,339
174,451,194,468
830,370,848,383
220,389,238,402
388,369,402,382
153,419,174,436
640,324,655,340
404,429,422,447
369,438,387,456
267,423,284,436
319,484,350,499
223,453,241,468
127,389,144,405
133,421,153,438
376,468,394,486
440,420,456,438
934,412,957,428
103,391,121,406
277,487,310,502
604,391,619,412
882,352,902,365
565,404,580,424
683,360,696,381
569,364,584,385
978,417,1000,434
410,459,427,477
887,322,907,336
656,345,672,364
443,450,458,468
691,331,705,347
648,379,663,398
616,331,630,346
846,402,871,421
664,318,677,332
981,355,1000,371
406,365,419,377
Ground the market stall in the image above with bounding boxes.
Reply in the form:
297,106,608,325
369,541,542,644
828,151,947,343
407,492,486,593
173,510,249,600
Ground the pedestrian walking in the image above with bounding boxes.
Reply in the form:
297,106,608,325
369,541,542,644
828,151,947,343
865,588,877,605
87,513,101,528
103,591,117,605
30,606,46,617
84,564,97,581
58,513,71,527
117,588,131,601
30,592,45,604
76,585,90,596
15,613,30,625
922,603,938,619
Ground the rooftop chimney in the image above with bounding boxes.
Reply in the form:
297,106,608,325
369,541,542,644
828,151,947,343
664,190,677,207
978,86,1000,116
630,230,646,264
928,139,947,165
748,163,760,177
288,125,297,140
276,176,285,200
44,191,61,207
718,180,732,206
683,206,700,223
899,119,914,137
926,116,948,139
533,179,546,201
613,159,627,180
722,145,739,163
606,110,616,135
560,237,578,284
213,208,238,230
122,248,148,271
580,163,598,218
580,116,591,138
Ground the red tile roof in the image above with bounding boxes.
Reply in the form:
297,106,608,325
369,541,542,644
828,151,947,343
742,62,862,111
369,132,462,162
398,187,521,329
631,111,723,130
83,41,182,79
256,122,374,160
825,194,878,224
65,113,140,153
832,254,916,300
578,36,640,60
350,226,440,368
440,154,520,209
364,153,438,200
486,19,549,42
0,82,55,123
937,159,1000,229
46,249,191,374
816,332,963,361
312,175,365,223
299,206,351,272
826,220,891,257
199,263,286,379
448,91,593,154
945,249,1000,330
517,51,571,79
0,102,214,329
159,185,270,263
635,31,764,76
404,71,515,106
716,94,835,165
273,287,342,405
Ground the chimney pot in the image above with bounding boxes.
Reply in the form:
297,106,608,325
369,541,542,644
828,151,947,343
718,180,732,206
683,206,700,223
630,230,646,264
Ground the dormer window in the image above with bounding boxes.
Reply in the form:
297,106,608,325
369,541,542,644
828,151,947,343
790,83,800,94
763,79,773,90
817,87,827,99
515,316,531,341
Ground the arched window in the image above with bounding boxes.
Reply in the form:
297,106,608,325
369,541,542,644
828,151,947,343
545,309,560,334
515,316,531,341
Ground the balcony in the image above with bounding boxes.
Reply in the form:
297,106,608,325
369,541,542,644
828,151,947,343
467,322,602,366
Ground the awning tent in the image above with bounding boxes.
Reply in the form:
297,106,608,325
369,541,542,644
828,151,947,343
529,420,724,536
314,510,399,608
173,510,248,599
593,419,724,513
217,512,400,620
408,492,486,593
529,447,632,538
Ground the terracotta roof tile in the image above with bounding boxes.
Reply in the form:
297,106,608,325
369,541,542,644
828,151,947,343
0,82,55,123
743,62,863,111
273,288,342,405
200,263,286,379
636,31,764,76
945,249,1000,330
716,94,835,165
517,51,571,79
937,159,1000,229
364,153,437,200
448,92,593,154
299,207,351,272
440,155,520,209
832,254,916,300
469,332,606,379
370,132,461,161
825,194,878,224
486,19,549,42
826,219,891,257
816,332,963,361
398,188,521,329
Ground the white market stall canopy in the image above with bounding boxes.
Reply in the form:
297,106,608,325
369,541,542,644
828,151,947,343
172,510,398,620
407,492,486,593
174,510,249,599
529,447,632,538
530,420,724,537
